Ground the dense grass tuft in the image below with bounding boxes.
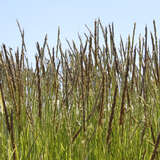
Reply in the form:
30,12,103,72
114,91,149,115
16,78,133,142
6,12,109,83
0,19,160,159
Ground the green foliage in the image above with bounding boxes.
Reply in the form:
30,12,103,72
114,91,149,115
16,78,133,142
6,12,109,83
0,19,160,159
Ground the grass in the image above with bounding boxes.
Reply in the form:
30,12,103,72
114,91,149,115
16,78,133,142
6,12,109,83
0,19,160,159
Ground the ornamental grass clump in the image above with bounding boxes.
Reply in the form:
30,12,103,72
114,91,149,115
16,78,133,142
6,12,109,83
0,19,160,159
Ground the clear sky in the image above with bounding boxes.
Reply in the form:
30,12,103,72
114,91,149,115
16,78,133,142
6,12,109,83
0,0,160,64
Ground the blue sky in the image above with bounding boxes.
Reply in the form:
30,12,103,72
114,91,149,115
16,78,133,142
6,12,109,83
0,0,160,64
